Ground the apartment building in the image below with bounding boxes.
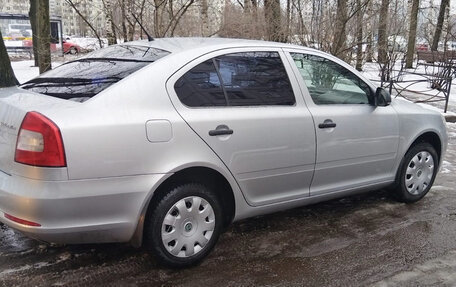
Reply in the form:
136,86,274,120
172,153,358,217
0,0,105,37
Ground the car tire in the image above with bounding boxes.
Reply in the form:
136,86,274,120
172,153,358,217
393,142,439,203
144,183,223,268
69,47,78,54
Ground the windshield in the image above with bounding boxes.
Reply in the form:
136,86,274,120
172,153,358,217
21,45,170,102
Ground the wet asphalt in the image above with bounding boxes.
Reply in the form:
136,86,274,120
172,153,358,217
1,122,455,287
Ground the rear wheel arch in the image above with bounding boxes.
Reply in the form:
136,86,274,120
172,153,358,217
148,167,236,227
131,166,236,247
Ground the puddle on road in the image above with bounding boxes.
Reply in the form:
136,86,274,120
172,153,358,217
0,223,36,255
372,250,456,286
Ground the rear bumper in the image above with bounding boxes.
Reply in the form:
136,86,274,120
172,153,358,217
0,170,165,244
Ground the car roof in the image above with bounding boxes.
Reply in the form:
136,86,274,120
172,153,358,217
121,37,315,54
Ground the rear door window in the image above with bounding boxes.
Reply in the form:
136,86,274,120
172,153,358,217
174,60,227,107
174,51,295,107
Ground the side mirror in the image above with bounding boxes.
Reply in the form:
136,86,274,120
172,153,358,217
374,87,391,106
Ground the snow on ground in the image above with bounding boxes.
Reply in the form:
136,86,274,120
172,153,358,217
12,60,63,84
362,62,448,100
447,122,456,137
362,61,456,115
372,250,456,286
12,60,39,83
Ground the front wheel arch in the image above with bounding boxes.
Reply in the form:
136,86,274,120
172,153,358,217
392,141,439,203
405,132,442,163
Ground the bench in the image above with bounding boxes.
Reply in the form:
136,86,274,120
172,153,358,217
6,46,33,59
417,50,456,63
415,50,456,77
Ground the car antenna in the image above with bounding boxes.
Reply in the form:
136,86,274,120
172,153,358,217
131,13,154,41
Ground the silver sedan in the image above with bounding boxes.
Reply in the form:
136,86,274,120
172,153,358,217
0,38,448,268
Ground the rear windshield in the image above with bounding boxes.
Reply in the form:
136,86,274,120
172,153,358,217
20,45,170,102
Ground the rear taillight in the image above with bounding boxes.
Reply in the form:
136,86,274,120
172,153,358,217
15,112,66,167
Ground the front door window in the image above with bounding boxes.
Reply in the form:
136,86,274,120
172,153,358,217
291,53,372,105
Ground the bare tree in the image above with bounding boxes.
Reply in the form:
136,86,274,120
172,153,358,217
292,0,309,46
431,0,450,51
331,0,348,60
150,0,195,37
121,0,129,41
365,0,374,62
264,0,283,42
66,0,104,48
355,0,363,71
0,30,19,87
201,0,209,36
406,0,420,68
37,0,52,74
221,1,263,39
29,0,39,66
102,0,117,45
378,0,389,67
285,0,291,42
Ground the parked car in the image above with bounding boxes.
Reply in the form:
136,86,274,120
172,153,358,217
416,43,430,51
388,35,407,52
21,39,80,54
0,38,448,268
62,39,80,54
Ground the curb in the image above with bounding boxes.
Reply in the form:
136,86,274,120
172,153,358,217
445,115,456,123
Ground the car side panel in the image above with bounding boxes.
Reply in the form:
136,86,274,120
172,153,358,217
164,48,316,206
308,104,399,195
42,61,235,181
390,98,448,171
282,48,400,195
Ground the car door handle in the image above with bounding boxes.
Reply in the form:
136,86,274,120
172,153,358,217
209,125,234,136
318,120,337,129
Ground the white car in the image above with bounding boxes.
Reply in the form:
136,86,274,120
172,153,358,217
0,38,448,267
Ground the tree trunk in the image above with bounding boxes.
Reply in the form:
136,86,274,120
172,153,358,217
102,0,116,45
121,0,128,41
295,0,308,46
355,0,363,71
431,0,449,51
37,0,52,74
365,0,374,62
128,22,135,41
331,0,348,61
0,30,19,87
264,0,283,42
405,0,419,68
378,0,389,66
201,0,209,36
66,0,104,48
29,0,39,67
244,0,251,13
168,0,195,37
249,0,258,38
285,0,291,43
153,0,164,37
